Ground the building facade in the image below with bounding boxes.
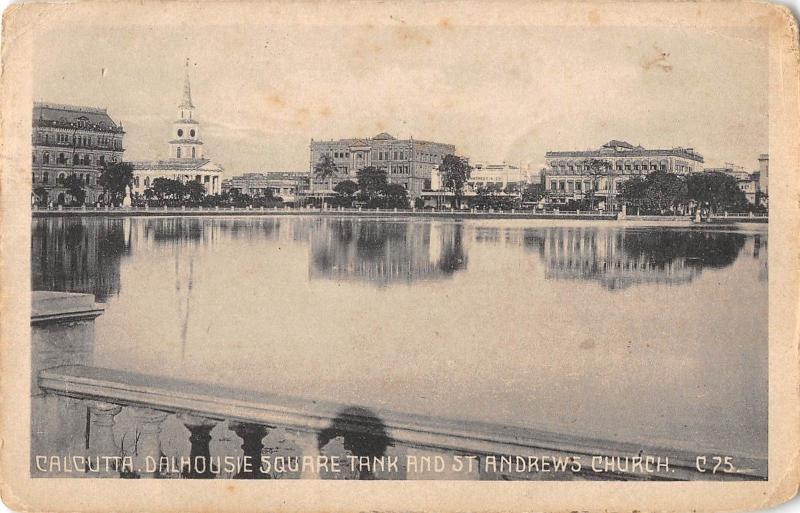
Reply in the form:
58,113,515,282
32,103,125,205
309,132,455,199
222,172,310,203
544,140,704,205
131,63,223,197
466,163,529,190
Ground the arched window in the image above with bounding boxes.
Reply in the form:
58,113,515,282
191,147,196,158
144,177,150,187
134,176,140,187
99,156,105,165
43,172,49,183
58,153,65,164
57,173,65,184
85,174,90,185
87,155,92,166
73,154,79,165
32,173,36,183
177,147,182,158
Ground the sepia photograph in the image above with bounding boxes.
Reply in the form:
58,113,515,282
1,1,799,511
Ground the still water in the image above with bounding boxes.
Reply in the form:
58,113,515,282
32,216,768,459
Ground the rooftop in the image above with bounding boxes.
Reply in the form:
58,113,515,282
33,102,123,133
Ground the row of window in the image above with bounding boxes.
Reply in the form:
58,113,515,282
32,171,94,185
549,179,625,192
32,152,115,166
36,132,122,149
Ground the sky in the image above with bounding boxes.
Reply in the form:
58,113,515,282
33,22,768,174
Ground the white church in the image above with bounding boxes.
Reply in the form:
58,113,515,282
131,61,224,196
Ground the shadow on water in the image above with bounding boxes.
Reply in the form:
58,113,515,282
317,406,393,480
309,219,468,286
522,227,751,290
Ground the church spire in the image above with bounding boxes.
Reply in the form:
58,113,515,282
179,58,194,110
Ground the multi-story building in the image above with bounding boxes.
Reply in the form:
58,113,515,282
32,102,125,205
309,132,455,199
222,172,309,203
544,140,704,206
131,62,223,197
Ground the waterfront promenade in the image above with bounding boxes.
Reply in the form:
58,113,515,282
32,206,768,224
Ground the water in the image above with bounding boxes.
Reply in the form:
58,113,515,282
31,215,768,459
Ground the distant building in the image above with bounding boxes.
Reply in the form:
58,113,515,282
758,154,768,197
130,62,223,197
222,172,309,203
544,140,704,205
32,102,125,205
706,159,766,205
309,132,455,199
466,163,529,190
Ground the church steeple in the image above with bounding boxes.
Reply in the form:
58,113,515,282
169,58,203,160
179,58,194,112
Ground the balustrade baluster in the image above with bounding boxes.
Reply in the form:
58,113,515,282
86,401,122,476
179,414,219,479
128,407,169,478
285,429,322,479
229,422,270,479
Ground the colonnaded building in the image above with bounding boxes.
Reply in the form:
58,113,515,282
32,102,125,205
130,63,223,196
309,133,455,199
544,140,704,205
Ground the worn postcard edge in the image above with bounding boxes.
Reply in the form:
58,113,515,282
0,1,798,512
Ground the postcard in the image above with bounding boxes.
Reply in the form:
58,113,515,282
1,1,799,511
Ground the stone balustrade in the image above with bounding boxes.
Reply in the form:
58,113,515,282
31,291,767,481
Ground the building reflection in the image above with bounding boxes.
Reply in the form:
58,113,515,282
32,217,131,302
309,219,468,285
522,227,750,289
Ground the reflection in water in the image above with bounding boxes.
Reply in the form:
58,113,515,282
522,227,748,290
309,219,468,285
32,217,130,302
30,216,767,459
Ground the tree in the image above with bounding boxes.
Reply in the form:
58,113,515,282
618,176,648,208
438,154,472,208
643,171,687,213
356,166,388,201
151,177,185,201
63,174,86,206
334,179,359,197
382,183,409,209
686,172,748,213
184,181,206,202
333,179,359,207
521,183,546,205
33,186,48,206
313,154,338,205
98,162,134,206
584,158,613,211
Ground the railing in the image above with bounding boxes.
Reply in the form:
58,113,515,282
36,364,766,481
31,206,769,224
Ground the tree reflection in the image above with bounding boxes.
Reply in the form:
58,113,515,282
522,227,751,290
310,220,468,285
